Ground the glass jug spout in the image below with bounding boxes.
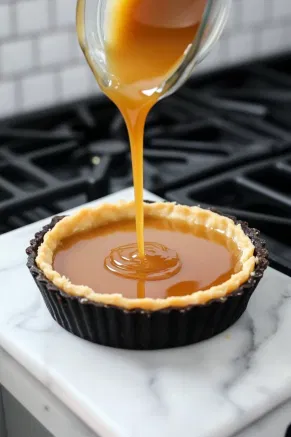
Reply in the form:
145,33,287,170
77,0,232,100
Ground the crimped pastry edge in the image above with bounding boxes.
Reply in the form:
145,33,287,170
35,201,256,310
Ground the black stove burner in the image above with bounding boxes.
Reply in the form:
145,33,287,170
167,149,291,276
1,52,291,276
0,93,268,221
187,54,291,140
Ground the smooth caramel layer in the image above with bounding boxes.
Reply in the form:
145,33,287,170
53,218,240,300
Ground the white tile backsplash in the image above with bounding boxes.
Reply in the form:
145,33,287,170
241,0,267,27
259,23,291,56
60,64,96,101
38,30,74,66
0,81,17,117
273,0,291,19
0,0,291,117
228,32,256,63
223,1,241,34
16,0,49,35
0,4,12,39
1,39,34,76
55,0,77,27
20,71,57,110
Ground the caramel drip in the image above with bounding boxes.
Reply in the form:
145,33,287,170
103,0,206,258
77,0,207,283
105,242,181,280
105,241,181,299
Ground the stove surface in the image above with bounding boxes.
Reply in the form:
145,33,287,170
1,52,291,275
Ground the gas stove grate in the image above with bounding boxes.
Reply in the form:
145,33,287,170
0,94,271,230
167,149,291,276
186,53,291,140
1,52,291,276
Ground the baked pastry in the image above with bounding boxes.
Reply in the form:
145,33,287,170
26,201,268,349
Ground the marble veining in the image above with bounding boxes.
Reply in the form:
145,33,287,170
0,188,291,437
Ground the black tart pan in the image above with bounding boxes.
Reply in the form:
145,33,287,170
26,209,268,350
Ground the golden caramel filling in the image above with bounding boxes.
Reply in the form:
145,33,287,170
53,217,241,299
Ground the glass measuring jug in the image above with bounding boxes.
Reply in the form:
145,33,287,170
77,0,231,99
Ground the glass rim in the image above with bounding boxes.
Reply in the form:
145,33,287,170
161,0,232,98
77,0,232,98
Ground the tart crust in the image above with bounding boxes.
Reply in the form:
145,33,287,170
36,201,256,310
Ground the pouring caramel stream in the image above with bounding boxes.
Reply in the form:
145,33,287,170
77,0,208,293
104,0,206,260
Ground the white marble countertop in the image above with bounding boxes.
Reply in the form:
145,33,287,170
1,187,291,437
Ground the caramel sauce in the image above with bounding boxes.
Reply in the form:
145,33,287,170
53,218,240,299
77,0,206,250
103,0,206,259
75,0,234,298
105,242,181,281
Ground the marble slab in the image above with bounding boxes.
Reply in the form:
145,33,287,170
234,398,291,437
0,187,291,437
